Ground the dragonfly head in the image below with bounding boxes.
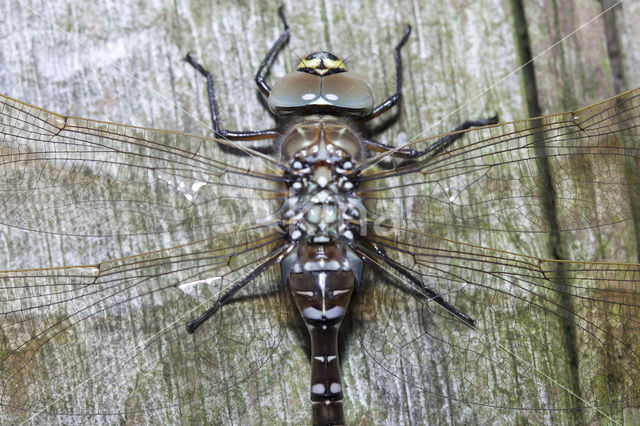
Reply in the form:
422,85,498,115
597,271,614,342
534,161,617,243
268,52,374,116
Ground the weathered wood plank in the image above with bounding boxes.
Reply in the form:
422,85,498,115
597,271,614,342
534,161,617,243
1,0,638,424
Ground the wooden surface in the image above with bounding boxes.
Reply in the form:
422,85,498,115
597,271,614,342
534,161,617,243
1,0,639,424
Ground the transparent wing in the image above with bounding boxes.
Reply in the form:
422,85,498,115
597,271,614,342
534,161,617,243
1,227,290,423
352,87,640,423
350,228,639,424
0,95,293,423
361,87,640,263
0,94,284,264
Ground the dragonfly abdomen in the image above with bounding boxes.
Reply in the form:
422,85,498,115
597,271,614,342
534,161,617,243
284,243,362,425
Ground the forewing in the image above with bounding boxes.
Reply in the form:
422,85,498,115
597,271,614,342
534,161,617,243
0,94,284,264
362,87,640,263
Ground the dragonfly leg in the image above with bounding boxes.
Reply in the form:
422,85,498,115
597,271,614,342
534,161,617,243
254,5,291,97
364,116,499,159
363,138,417,158
186,243,291,333
411,116,499,159
359,25,412,122
185,53,280,140
353,238,476,327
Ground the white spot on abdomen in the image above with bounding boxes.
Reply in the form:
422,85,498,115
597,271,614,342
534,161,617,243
303,259,341,271
302,307,323,320
324,306,345,319
314,355,337,363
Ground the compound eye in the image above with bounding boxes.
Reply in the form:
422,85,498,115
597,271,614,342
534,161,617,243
321,73,373,115
268,72,321,114
269,71,374,116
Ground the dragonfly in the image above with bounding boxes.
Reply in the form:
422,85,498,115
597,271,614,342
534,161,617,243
2,5,640,425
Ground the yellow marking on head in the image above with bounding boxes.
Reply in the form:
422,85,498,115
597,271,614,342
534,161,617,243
297,51,347,76
298,58,322,70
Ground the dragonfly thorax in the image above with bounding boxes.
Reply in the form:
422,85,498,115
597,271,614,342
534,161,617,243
281,117,365,244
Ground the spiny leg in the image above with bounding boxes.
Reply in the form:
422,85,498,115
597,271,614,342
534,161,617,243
185,53,280,140
364,116,498,159
185,6,291,140
410,116,498,158
352,238,476,327
360,25,412,122
255,5,291,97
356,21,495,158
186,243,291,333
